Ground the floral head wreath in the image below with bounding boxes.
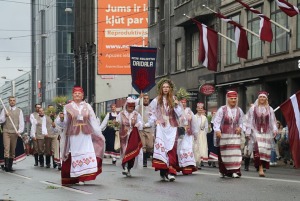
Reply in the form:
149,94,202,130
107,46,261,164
157,78,175,93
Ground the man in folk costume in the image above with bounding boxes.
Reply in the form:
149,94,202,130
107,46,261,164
44,106,60,168
100,103,119,164
31,108,47,167
30,103,42,166
0,96,25,172
213,91,244,178
192,102,209,169
177,98,197,174
149,78,182,182
244,91,277,177
116,97,143,177
135,93,154,167
55,86,105,185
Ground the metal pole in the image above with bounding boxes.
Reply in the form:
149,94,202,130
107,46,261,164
86,43,89,103
183,14,235,43
202,5,260,38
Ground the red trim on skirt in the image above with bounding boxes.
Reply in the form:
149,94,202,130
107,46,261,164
61,154,102,185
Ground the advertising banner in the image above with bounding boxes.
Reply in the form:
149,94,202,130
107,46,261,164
98,0,148,74
130,46,157,93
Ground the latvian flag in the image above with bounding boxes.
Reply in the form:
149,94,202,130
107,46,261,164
216,13,249,59
235,0,273,42
280,91,300,168
192,19,218,72
276,0,300,17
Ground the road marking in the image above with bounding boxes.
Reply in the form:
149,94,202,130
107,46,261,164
6,172,32,180
40,181,92,195
193,171,300,184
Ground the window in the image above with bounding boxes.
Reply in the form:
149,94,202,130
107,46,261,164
176,39,182,71
191,32,199,67
170,0,174,15
270,0,289,54
67,32,74,54
226,15,240,65
247,5,262,59
160,0,165,20
297,0,300,48
149,0,157,25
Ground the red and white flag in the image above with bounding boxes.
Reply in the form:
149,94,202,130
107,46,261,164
192,19,218,71
235,0,273,42
216,13,249,59
276,0,300,17
280,91,300,168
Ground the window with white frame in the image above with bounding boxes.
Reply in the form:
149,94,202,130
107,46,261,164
247,5,262,59
176,38,182,71
192,32,199,67
226,14,240,65
270,0,289,54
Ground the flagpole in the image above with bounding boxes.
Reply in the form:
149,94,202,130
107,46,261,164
183,14,235,43
202,5,260,38
269,19,290,33
274,106,280,112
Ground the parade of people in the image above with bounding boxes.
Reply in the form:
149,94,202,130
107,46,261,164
2,1,300,199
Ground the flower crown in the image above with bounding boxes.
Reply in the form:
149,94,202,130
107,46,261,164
176,87,190,101
157,78,175,93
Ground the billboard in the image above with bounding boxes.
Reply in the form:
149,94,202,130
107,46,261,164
97,0,149,75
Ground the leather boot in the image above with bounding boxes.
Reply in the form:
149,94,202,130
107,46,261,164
4,158,9,172
46,155,51,168
8,158,14,172
143,152,148,167
39,155,44,167
34,154,38,166
52,156,57,168
244,157,250,171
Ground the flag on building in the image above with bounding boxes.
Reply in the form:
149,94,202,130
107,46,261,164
215,13,249,59
280,91,300,168
192,19,218,72
276,0,300,17
235,0,273,42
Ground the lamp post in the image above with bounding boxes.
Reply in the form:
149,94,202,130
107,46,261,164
1,76,15,96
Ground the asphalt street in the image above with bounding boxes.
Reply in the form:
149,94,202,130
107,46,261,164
0,157,300,201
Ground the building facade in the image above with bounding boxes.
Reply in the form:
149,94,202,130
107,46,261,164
0,72,31,132
148,0,300,122
31,0,75,108
73,0,140,116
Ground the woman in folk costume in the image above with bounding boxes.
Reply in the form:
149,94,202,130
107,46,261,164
192,102,209,168
244,91,277,177
100,103,120,164
213,91,244,178
55,86,105,185
207,110,218,167
149,78,182,182
115,97,143,177
177,98,197,175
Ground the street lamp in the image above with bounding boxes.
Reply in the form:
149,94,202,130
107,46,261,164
1,76,15,96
